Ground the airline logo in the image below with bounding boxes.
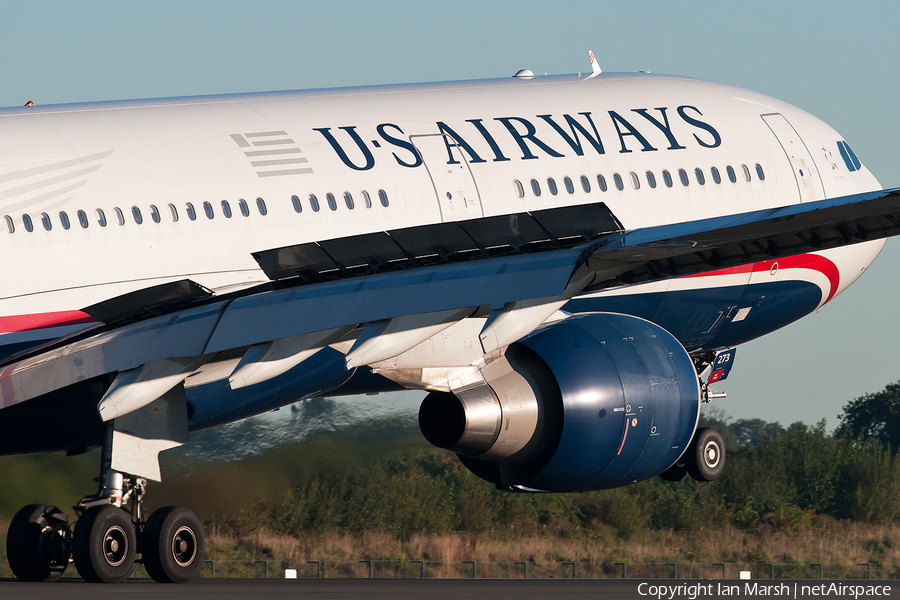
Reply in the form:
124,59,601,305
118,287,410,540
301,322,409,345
314,105,723,172
229,131,313,177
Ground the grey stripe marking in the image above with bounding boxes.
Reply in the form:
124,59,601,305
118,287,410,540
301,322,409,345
256,168,314,177
0,150,113,185
251,139,294,147
32,195,74,213
244,131,287,138
250,157,309,167
244,148,303,157
3,181,87,213
0,165,101,203
230,134,250,148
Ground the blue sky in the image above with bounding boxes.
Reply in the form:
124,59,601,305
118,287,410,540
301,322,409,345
1,0,898,427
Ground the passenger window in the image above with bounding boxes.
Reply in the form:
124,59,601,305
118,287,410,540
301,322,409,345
239,198,250,217
168,204,179,222
378,189,389,207
41,212,52,231
291,195,303,213
727,166,737,183
663,170,673,187
326,193,337,211
513,180,525,198
361,190,372,208
613,173,624,191
59,211,71,230
257,197,267,216
115,207,125,226
150,204,161,223
646,171,657,189
741,164,751,182
597,174,608,192
564,176,574,194
343,192,354,209
679,169,690,186
4,215,14,234
132,206,143,225
531,179,541,196
96,209,107,228
755,163,766,181
310,194,320,212
185,203,197,221
22,214,33,233
221,200,232,218
547,178,558,196
78,210,89,228
203,201,214,219
580,175,591,193
711,166,721,184
695,168,706,185
629,172,640,190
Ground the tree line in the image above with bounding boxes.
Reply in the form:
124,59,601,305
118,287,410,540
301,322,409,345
203,380,900,540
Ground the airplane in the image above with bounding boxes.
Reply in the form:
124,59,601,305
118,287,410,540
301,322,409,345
1,52,899,583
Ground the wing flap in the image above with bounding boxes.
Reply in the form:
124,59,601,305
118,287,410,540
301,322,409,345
252,203,623,282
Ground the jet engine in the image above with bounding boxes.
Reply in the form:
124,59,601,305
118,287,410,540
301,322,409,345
418,312,700,492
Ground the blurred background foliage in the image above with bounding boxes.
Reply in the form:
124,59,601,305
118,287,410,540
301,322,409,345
2,381,900,541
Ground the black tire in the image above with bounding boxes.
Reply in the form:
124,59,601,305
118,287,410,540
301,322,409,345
141,507,205,583
659,460,688,482
6,504,71,582
72,505,136,583
686,427,726,482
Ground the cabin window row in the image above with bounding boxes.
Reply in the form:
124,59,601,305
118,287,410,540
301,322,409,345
290,189,390,214
512,163,766,198
3,198,269,234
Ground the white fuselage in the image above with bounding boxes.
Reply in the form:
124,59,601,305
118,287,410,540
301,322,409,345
0,72,884,353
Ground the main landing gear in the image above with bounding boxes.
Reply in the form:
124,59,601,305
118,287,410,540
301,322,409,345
6,433,204,583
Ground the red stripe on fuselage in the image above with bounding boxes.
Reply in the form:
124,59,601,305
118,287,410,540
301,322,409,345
0,311,96,334
681,254,841,304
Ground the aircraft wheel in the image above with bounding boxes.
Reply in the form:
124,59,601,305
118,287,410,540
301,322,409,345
6,504,71,582
141,506,205,583
72,505,136,583
658,460,688,482
686,427,725,482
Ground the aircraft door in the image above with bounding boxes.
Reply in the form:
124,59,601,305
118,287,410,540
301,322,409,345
761,113,825,203
410,133,484,222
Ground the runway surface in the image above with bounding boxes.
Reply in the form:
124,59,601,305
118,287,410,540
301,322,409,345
0,578,896,600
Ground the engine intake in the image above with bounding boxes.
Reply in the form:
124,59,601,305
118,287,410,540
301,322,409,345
418,312,700,492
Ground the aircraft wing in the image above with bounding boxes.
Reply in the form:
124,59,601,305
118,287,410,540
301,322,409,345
584,186,900,284
1,187,898,413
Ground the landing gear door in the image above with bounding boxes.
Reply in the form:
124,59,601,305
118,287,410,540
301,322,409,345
410,133,483,222
761,113,826,203
708,348,736,384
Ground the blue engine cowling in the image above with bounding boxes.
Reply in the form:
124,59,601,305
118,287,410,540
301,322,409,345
418,312,700,492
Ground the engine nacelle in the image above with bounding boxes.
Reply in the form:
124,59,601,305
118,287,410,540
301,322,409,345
418,313,700,492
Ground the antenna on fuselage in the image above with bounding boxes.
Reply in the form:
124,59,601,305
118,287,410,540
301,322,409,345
586,50,602,80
